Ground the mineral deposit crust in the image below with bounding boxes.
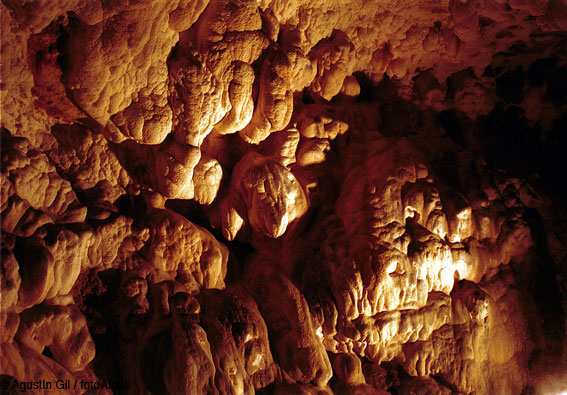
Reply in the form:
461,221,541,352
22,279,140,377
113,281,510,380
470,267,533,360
1,0,567,394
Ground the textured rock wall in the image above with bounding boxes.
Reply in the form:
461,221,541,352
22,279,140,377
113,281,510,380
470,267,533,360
1,0,567,393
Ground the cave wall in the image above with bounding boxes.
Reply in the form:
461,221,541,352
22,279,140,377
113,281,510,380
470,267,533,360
1,0,567,393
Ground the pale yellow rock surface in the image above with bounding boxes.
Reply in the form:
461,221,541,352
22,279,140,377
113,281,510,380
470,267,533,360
220,152,308,239
1,0,566,393
238,48,304,144
145,208,228,293
155,141,201,200
48,124,130,193
164,294,217,394
59,0,208,144
1,133,86,234
192,154,223,205
309,31,357,101
296,104,349,140
16,301,95,373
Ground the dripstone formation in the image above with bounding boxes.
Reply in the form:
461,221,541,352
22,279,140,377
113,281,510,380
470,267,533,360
1,0,567,393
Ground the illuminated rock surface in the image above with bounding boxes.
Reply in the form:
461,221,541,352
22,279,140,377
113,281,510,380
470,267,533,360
1,0,567,393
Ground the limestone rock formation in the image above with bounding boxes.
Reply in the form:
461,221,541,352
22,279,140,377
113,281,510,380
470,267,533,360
219,151,307,240
1,0,567,394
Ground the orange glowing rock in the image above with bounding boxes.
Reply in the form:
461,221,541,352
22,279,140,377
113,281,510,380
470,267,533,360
1,0,565,392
